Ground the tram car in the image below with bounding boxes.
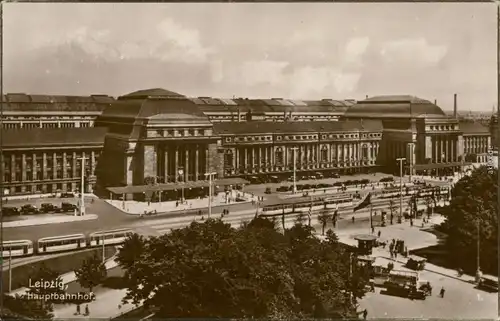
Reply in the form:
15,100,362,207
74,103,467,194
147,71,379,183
1,228,134,258
1,240,34,258
260,195,354,217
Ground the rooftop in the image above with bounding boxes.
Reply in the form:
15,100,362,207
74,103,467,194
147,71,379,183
2,93,115,112
344,95,446,118
2,127,108,149
459,121,490,135
119,88,185,100
213,119,383,135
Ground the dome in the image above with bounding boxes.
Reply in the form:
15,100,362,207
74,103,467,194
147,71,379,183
119,88,185,100
344,95,446,118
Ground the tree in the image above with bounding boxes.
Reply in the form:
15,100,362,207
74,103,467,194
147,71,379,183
27,263,66,303
440,166,498,275
3,294,53,320
317,210,331,235
75,254,107,293
117,216,366,319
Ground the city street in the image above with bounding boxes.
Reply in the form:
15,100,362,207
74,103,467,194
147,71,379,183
359,258,497,320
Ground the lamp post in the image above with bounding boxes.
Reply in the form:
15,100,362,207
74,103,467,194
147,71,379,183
476,219,482,283
291,147,299,194
77,156,88,216
396,158,406,223
178,168,184,203
204,172,216,218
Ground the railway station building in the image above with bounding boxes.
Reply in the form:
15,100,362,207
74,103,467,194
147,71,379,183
0,88,491,199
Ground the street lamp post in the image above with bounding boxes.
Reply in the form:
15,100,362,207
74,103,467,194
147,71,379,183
204,172,216,218
396,158,406,223
291,147,299,194
476,219,482,283
77,156,88,216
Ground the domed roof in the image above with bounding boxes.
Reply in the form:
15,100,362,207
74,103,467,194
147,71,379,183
120,88,185,100
344,95,446,118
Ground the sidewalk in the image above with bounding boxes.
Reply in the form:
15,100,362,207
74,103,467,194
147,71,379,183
3,193,98,202
107,191,258,215
4,214,98,228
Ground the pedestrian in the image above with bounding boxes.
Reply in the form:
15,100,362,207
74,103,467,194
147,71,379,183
362,309,368,320
440,287,445,298
377,230,381,238
371,226,375,234
394,251,398,259
84,304,89,316
75,304,81,315
352,216,355,223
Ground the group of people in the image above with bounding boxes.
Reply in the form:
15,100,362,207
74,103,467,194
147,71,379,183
74,304,90,316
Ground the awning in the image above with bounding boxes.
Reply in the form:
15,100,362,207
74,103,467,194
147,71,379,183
107,177,249,195
413,162,472,170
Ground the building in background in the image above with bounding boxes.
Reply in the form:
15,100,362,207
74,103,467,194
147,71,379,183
0,88,491,198
342,94,464,176
1,127,106,197
2,93,113,129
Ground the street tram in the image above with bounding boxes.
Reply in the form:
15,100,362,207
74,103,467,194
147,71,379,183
1,240,34,258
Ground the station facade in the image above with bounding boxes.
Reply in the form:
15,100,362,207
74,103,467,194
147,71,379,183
0,88,491,198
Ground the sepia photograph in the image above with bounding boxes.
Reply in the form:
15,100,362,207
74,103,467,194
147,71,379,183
1,3,498,320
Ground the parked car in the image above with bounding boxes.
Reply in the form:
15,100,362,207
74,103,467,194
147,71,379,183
332,173,340,178
276,186,289,192
40,203,61,213
60,192,75,198
2,207,20,217
61,202,77,212
20,204,39,215
265,187,272,194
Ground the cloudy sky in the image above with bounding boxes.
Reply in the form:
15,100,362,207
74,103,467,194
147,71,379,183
4,3,497,111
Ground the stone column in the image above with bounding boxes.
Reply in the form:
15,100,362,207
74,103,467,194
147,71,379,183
21,154,27,182
194,145,200,181
244,148,248,171
72,152,77,178
235,148,240,172
258,147,262,171
32,153,37,181
62,152,67,178
185,147,189,181
174,146,179,182
52,152,57,179
11,154,15,182
42,152,48,180
433,137,437,163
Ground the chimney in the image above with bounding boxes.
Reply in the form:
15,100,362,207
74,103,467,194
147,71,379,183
434,99,437,105
453,94,457,118
365,95,368,99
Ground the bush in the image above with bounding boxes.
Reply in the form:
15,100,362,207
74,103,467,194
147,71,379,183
2,247,117,293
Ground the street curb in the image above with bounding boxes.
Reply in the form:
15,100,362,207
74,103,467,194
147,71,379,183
4,214,99,228
109,198,255,217
380,256,474,285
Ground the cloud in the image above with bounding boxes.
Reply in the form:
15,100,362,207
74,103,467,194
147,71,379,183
22,18,214,65
380,38,448,65
289,67,360,98
344,37,370,64
238,60,290,87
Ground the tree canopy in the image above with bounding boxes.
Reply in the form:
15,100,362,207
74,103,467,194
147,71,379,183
75,253,107,293
116,216,368,319
441,166,498,275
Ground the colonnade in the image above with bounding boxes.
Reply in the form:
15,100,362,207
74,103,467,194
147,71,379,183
432,135,459,163
157,144,209,182
229,142,380,172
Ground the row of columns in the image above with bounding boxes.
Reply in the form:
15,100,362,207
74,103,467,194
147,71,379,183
464,136,489,155
6,150,96,182
432,135,458,163
158,144,208,182
231,142,379,170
